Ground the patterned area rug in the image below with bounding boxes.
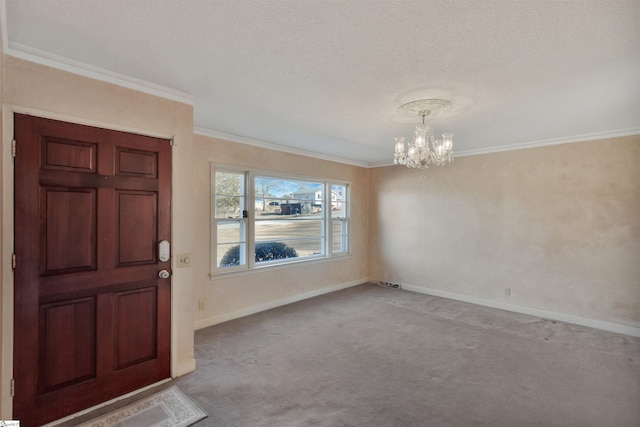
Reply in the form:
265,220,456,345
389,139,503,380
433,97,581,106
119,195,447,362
77,386,206,427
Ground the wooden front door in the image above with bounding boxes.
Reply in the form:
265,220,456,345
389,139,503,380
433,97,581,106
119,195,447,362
13,114,171,426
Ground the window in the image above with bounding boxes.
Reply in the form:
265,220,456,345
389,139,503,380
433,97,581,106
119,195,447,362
331,184,349,254
212,166,350,274
213,169,247,269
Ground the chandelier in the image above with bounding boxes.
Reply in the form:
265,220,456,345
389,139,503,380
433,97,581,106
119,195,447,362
393,99,454,169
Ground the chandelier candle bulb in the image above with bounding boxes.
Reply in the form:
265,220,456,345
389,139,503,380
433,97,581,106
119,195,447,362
415,125,427,148
442,133,453,150
395,137,405,154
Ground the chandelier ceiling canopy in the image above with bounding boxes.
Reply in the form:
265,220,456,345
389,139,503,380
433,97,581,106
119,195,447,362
393,99,454,170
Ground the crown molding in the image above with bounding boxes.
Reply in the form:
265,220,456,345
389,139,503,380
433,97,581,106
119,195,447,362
194,127,370,168
369,127,640,168
454,127,640,158
4,40,194,105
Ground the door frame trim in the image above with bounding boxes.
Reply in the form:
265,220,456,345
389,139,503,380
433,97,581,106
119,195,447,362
1,104,185,419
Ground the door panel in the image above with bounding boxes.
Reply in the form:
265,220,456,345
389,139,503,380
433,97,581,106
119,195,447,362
42,137,97,172
115,288,157,369
13,114,171,426
117,191,157,265
42,188,97,274
38,298,96,393
117,148,157,177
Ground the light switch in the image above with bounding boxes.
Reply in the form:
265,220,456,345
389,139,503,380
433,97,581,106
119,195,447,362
177,253,191,268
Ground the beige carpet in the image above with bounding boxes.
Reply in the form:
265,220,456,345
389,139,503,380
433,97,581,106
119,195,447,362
176,283,640,426
76,386,206,427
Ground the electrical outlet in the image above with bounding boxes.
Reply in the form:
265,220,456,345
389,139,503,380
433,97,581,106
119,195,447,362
505,288,511,296
198,300,205,311
177,253,192,268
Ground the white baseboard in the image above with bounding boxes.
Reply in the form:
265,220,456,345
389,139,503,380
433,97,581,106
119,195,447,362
398,282,640,338
194,278,368,330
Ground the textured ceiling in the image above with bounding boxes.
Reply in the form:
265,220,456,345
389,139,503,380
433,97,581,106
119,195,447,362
2,0,640,166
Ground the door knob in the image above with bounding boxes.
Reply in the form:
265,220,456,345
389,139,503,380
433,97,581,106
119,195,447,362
158,270,170,279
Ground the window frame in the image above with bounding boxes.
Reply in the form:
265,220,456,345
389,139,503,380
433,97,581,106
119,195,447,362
329,182,350,256
211,166,250,274
211,164,351,276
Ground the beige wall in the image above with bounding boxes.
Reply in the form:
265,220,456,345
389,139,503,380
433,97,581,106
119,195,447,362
0,56,196,417
369,135,640,328
192,134,368,327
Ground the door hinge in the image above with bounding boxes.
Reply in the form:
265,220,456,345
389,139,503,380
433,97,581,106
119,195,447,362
11,139,16,157
12,253,16,270
10,379,15,397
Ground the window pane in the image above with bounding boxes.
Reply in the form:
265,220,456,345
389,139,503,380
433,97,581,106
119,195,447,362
331,184,348,218
253,176,327,262
217,243,247,268
217,220,245,244
333,219,348,253
215,170,245,219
